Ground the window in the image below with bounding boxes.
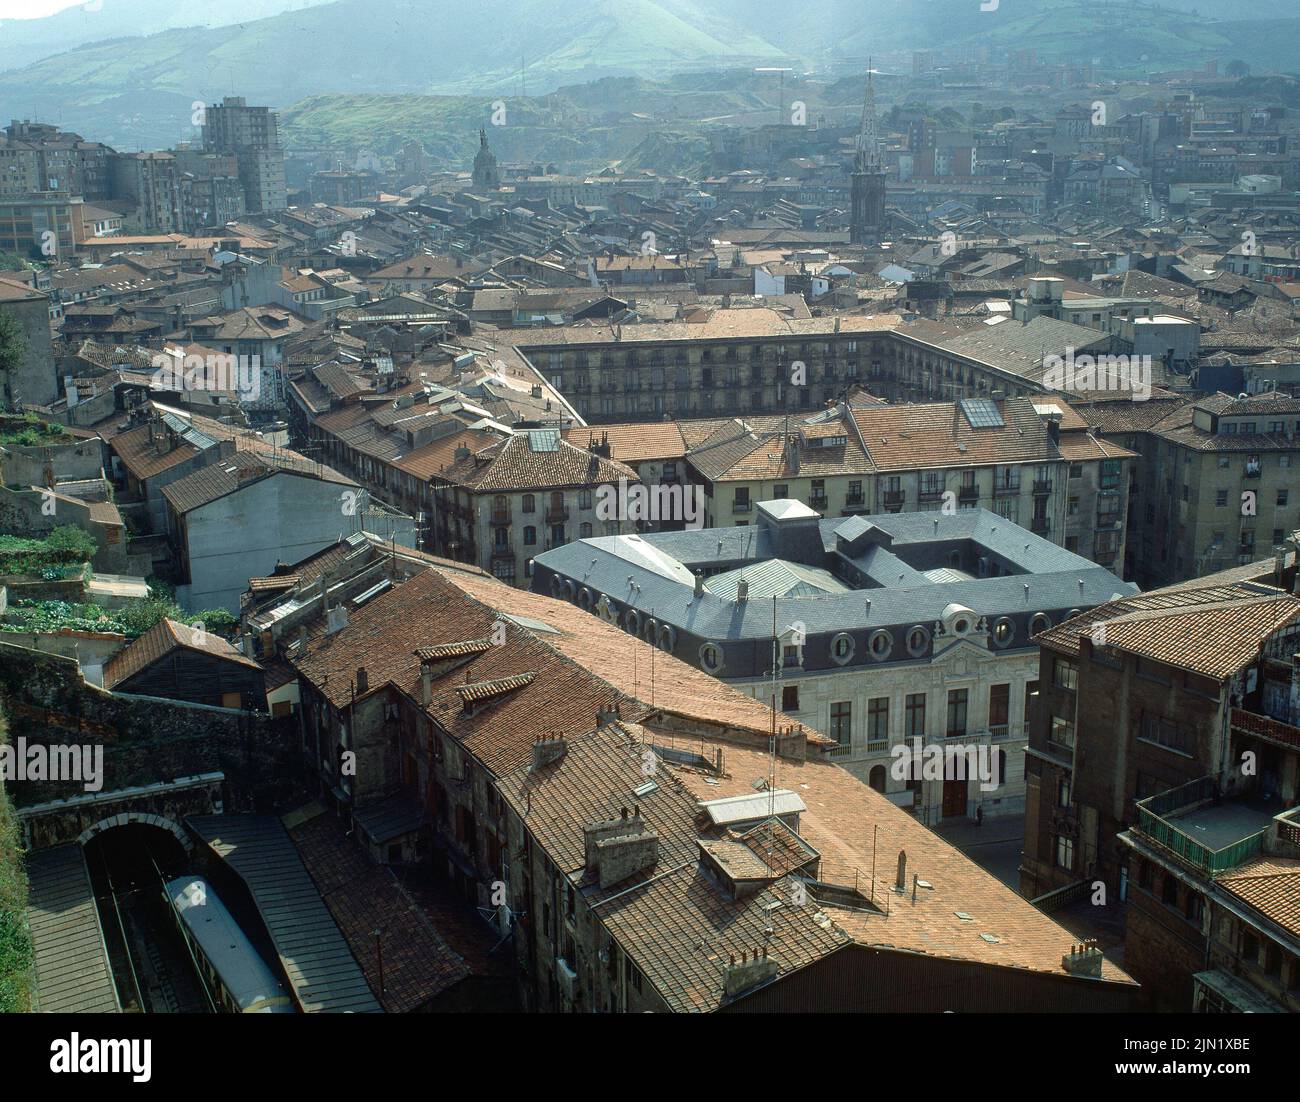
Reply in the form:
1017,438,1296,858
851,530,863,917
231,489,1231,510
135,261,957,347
830,701,852,744
1055,835,1074,869
782,685,799,712
1216,489,1228,507
1279,489,1289,507
905,694,925,739
989,683,1009,735
523,526,536,546
578,489,593,510
522,494,535,513
1067,496,1079,516
1099,459,1121,490
1140,713,1189,754
946,689,968,738
1058,778,1072,808
1068,463,1082,479
1024,680,1038,729
1050,716,1075,751
1053,657,1078,691
868,698,889,747
772,484,788,498
782,644,800,669
1161,874,1178,907
579,522,592,538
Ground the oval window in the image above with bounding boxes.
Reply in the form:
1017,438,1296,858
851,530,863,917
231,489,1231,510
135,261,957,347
831,632,855,665
869,629,894,660
699,642,724,674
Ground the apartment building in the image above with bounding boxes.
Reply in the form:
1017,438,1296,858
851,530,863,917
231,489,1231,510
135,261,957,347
1075,390,1300,588
267,548,1135,1013
534,499,1132,824
201,97,287,214
564,396,1133,572
1021,558,1300,1010
431,429,638,586
491,310,1082,429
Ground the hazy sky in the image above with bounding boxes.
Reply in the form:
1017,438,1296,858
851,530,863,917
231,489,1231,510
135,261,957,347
0,0,88,18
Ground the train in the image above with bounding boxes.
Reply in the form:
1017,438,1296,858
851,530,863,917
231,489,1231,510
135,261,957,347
164,876,296,1014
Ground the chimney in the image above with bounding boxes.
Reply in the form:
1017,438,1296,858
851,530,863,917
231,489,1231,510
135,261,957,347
1062,939,1104,978
355,666,369,695
895,850,907,892
723,948,779,999
693,573,704,599
420,664,433,706
583,810,658,888
531,733,568,771
737,578,749,602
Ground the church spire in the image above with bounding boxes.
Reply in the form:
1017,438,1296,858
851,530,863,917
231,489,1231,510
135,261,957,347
855,63,881,174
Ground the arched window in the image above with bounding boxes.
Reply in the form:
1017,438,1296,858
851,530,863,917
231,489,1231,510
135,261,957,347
869,765,886,793
580,522,592,538
523,526,536,546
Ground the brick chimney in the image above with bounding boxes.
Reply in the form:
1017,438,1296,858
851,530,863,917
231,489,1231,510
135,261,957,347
1062,940,1104,978
583,807,658,888
531,733,568,771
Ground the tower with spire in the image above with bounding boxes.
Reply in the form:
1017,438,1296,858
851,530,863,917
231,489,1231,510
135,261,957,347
472,127,500,191
850,66,886,245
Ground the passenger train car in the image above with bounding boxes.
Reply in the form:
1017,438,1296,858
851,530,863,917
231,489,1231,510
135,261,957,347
165,876,296,1013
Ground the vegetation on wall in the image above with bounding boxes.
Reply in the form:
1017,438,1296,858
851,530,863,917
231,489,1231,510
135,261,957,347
0,714,33,1013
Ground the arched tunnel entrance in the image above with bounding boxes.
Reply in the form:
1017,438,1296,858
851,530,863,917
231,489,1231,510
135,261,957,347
83,822,213,1013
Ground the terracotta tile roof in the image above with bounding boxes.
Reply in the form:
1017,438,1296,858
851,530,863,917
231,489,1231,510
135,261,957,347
1217,858,1300,937
440,433,637,493
415,639,492,661
495,721,851,1013
1054,431,1138,462
673,738,1134,983
1035,579,1300,678
103,618,262,689
852,397,1059,471
287,808,472,1011
457,672,535,706
110,422,201,480
160,448,355,515
562,422,687,464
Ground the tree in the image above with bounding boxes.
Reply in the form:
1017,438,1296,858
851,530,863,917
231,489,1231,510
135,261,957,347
0,312,25,412
1226,60,1251,78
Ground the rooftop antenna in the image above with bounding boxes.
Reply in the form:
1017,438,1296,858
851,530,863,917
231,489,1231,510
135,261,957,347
769,595,778,822
648,606,655,708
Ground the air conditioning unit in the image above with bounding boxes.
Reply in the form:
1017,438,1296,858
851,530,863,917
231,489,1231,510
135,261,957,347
555,957,578,1002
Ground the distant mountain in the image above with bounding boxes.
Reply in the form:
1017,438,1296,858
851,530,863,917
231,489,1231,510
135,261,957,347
0,0,331,74
0,0,1293,152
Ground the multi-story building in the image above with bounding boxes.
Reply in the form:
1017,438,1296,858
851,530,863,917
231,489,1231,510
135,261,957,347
0,121,114,201
201,97,287,214
1021,558,1300,1010
533,499,1132,824
110,152,183,232
270,542,1136,1013
565,397,1133,572
0,193,81,259
432,429,638,587
1075,391,1300,588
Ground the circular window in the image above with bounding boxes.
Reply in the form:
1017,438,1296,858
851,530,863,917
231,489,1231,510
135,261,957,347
624,609,641,635
1030,612,1052,636
644,617,658,641
868,629,894,660
992,616,1016,648
699,642,724,674
906,625,930,657
658,624,677,652
831,632,855,666
953,617,970,635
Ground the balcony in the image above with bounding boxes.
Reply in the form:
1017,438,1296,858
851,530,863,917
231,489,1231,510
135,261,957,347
1096,511,1122,529
491,544,514,560
732,500,752,513
844,493,865,507
490,508,511,525
1031,516,1050,534
809,494,829,511
993,480,1021,497
957,485,979,504
882,490,905,507
918,487,945,503
1230,707,1300,752
826,743,854,760
545,506,570,524
1032,479,1053,496
1134,776,1280,875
